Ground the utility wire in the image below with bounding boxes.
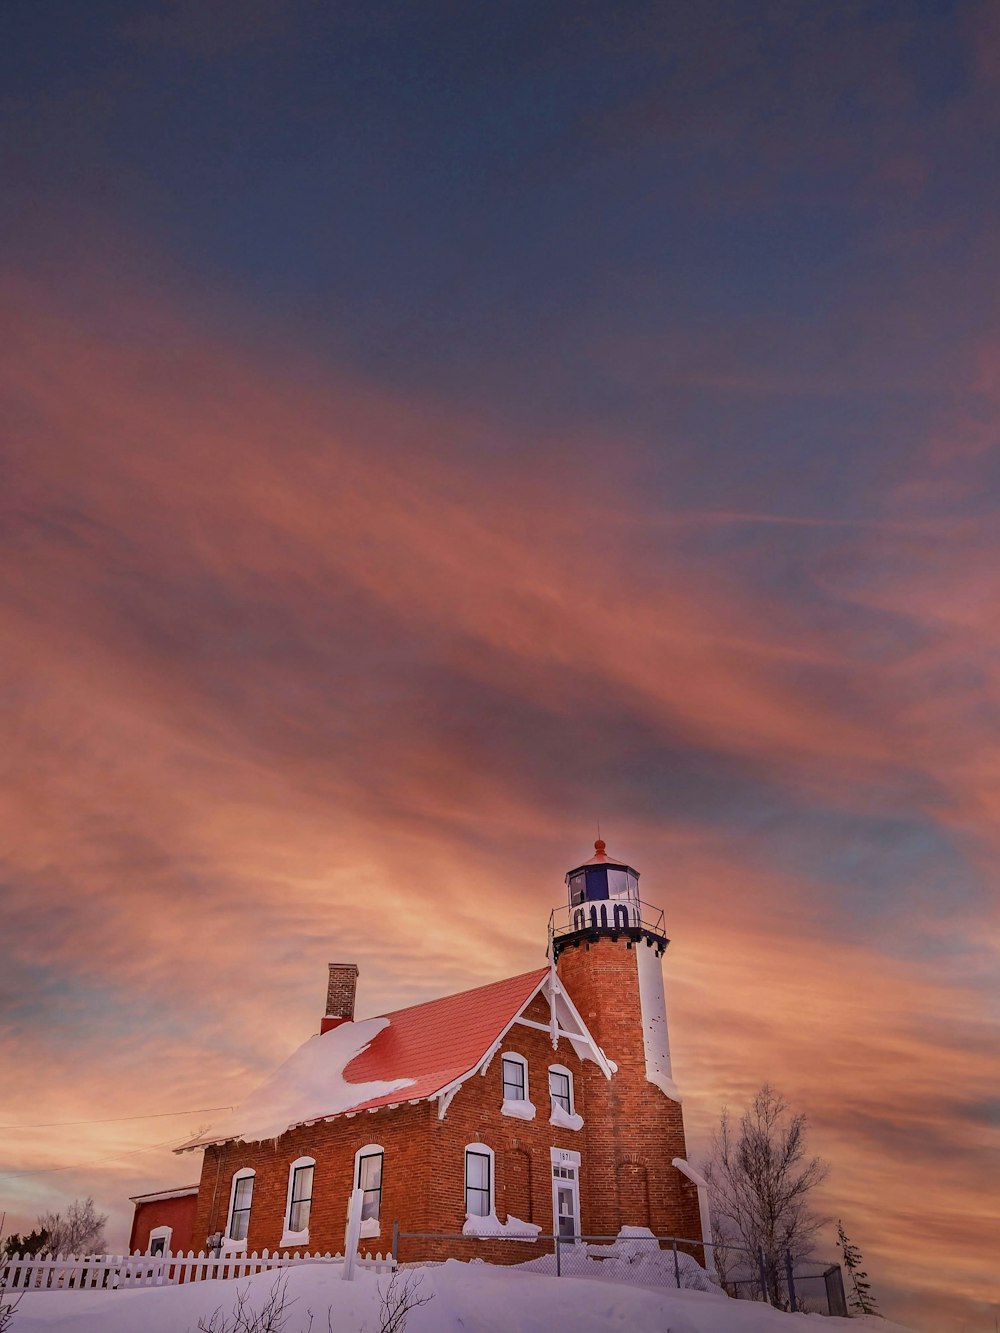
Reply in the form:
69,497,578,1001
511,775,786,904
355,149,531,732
0,1106,233,1131
0,1134,193,1180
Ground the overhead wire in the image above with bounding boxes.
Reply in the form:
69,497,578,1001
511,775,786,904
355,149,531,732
0,1106,233,1131
0,1134,195,1180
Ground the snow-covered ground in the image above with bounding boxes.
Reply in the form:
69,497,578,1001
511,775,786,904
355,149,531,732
7,1258,913,1333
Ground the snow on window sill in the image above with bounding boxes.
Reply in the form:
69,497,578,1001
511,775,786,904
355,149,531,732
500,1098,537,1121
222,1238,247,1254
463,1211,541,1241
359,1217,381,1239
549,1103,584,1131
278,1229,309,1250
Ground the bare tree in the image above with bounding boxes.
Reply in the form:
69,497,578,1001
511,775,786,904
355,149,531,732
703,1084,829,1302
195,1275,296,1333
36,1198,108,1256
375,1271,433,1333
0,1285,21,1333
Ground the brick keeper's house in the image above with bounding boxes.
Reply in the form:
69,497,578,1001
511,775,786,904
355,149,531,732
130,842,712,1265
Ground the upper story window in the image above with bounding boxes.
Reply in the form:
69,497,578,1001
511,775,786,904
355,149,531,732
356,1147,384,1222
502,1054,528,1101
549,1066,573,1116
284,1157,315,1236
465,1144,494,1218
227,1170,255,1242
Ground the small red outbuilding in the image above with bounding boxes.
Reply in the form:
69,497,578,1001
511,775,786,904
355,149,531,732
128,1184,198,1255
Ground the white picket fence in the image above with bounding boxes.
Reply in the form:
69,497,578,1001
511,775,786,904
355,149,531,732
2,1247,395,1292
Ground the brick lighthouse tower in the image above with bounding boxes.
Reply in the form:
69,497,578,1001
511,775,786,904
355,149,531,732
550,839,710,1247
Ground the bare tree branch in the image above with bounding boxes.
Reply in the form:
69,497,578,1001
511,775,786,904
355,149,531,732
703,1084,829,1301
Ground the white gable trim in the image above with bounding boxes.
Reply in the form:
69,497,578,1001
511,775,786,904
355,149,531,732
435,967,612,1119
543,966,614,1078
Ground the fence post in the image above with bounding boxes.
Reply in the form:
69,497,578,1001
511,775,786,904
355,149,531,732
391,1220,400,1263
555,1232,561,1278
785,1250,797,1312
342,1188,363,1282
672,1239,681,1289
757,1247,770,1304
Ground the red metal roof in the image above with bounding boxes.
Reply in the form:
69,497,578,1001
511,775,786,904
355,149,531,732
568,838,635,870
340,967,549,1114
176,967,551,1151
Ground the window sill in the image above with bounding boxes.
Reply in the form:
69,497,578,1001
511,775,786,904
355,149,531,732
463,1211,542,1241
500,1098,537,1121
359,1217,381,1239
550,1104,584,1131
278,1230,309,1250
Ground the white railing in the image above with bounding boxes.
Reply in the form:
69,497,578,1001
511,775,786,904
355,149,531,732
2,1247,395,1291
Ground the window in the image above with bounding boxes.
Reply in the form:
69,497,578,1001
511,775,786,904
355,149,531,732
284,1157,315,1234
549,1066,573,1115
502,1054,527,1101
148,1226,171,1256
356,1148,383,1222
465,1144,493,1218
227,1171,255,1242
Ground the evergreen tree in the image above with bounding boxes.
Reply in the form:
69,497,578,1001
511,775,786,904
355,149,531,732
1,1227,49,1259
837,1219,879,1316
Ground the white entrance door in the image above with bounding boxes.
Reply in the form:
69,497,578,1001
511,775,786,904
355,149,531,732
552,1163,579,1240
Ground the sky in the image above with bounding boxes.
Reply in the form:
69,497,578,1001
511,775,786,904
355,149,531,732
0,1,998,1328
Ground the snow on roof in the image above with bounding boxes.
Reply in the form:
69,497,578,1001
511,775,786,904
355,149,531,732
345,967,549,1110
178,967,548,1152
179,1017,415,1149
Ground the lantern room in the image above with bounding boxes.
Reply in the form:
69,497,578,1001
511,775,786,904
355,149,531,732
565,839,640,907
550,838,667,961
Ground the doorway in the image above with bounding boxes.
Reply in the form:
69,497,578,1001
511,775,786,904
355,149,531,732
552,1163,579,1240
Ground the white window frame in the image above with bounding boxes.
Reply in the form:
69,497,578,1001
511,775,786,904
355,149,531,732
225,1169,255,1248
279,1155,315,1246
548,1064,574,1115
354,1143,384,1237
464,1142,495,1219
147,1225,172,1256
501,1052,529,1101
550,1146,582,1242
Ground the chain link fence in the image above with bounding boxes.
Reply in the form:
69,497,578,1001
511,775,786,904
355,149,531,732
391,1225,847,1316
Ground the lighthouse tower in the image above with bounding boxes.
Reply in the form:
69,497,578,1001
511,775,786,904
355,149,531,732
550,840,707,1243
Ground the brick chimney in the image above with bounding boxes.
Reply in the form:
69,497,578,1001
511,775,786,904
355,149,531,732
321,963,359,1033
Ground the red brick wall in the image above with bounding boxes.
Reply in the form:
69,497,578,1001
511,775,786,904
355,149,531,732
556,937,704,1243
191,1013,596,1262
128,1193,197,1254
188,950,702,1262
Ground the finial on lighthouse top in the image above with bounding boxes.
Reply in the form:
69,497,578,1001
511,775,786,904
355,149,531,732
593,837,607,859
